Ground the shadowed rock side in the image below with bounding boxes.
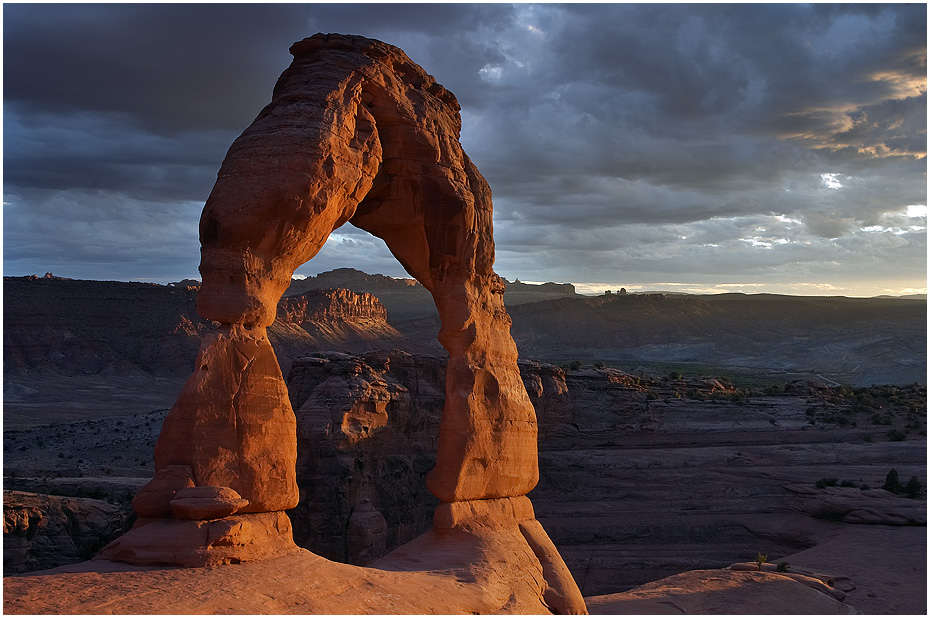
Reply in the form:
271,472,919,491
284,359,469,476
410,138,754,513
3,491,132,574
96,33,582,613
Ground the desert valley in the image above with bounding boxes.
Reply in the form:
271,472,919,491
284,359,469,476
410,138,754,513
4,270,926,613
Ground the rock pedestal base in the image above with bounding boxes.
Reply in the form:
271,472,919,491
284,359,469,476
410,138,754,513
95,511,297,567
433,497,587,615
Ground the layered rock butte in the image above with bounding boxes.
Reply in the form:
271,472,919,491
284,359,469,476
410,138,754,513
86,33,584,613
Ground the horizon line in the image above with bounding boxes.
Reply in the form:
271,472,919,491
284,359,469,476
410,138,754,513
6,270,927,300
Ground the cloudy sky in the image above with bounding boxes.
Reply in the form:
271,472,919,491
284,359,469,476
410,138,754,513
4,3,927,296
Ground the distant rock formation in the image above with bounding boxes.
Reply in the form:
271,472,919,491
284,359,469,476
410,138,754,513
269,287,407,372
277,288,388,324
3,491,132,573
2,277,407,379
3,277,209,378
98,32,582,612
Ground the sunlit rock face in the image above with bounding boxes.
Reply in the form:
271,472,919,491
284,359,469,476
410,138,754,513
99,34,583,612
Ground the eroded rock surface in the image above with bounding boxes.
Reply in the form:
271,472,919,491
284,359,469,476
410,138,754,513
3,491,131,573
147,324,298,514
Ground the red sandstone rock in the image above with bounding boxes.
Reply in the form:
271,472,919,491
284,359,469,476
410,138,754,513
152,324,297,514
169,486,250,520
276,288,388,324
95,511,297,568
131,465,195,518
195,32,537,503
111,34,548,586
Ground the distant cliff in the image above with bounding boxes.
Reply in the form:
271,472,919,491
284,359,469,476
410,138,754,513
277,288,389,324
4,272,925,386
284,268,582,322
507,293,927,386
3,276,208,377
3,490,133,573
3,277,407,378
269,289,408,372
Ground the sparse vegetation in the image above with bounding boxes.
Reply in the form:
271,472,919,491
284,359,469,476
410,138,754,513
904,476,923,499
882,468,924,499
755,553,768,571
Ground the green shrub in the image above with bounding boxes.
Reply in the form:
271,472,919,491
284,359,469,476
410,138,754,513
887,429,906,441
904,476,922,499
815,477,838,489
883,469,903,493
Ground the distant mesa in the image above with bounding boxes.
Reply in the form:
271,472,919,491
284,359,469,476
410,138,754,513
25,272,70,281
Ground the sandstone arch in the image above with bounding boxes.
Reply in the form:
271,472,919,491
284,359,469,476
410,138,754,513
180,32,537,508
98,33,584,613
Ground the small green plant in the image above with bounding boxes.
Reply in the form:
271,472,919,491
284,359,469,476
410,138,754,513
776,562,790,573
815,477,838,489
887,429,906,441
755,553,768,571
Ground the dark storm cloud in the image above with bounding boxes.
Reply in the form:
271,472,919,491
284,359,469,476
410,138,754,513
3,3,926,293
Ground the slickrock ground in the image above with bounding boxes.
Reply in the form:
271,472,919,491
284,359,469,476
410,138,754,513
3,527,564,614
6,525,922,614
586,525,925,614
586,570,856,614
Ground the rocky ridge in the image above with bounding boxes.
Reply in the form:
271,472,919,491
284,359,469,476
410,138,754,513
4,276,403,380
508,292,927,386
